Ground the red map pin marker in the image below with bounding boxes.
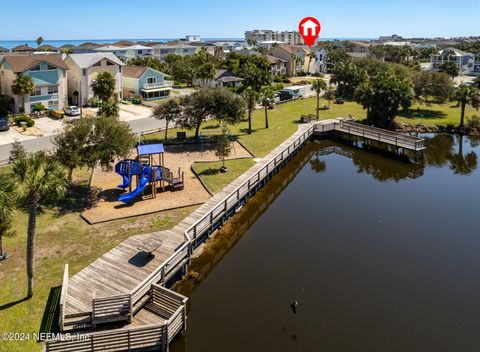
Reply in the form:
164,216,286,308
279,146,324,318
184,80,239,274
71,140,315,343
299,17,321,46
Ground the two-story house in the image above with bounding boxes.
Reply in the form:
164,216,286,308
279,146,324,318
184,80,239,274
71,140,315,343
429,48,474,74
64,53,124,106
0,54,68,114
312,47,328,73
122,65,172,100
266,54,287,76
151,43,198,59
471,54,480,76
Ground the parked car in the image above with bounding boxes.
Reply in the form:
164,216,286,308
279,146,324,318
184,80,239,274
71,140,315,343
334,98,345,104
0,116,9,131
64,106,81,116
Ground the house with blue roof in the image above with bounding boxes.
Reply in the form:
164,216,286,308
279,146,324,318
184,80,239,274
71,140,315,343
0,54,69,114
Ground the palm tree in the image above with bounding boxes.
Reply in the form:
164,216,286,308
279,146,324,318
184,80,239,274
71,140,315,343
12,152,66,297
0,172,18,259
454,85,480,128
91,72,116,102
243,87,259,134
36,36,44,47
11,75,35,113
312,78,327,120
260,86,274,129
153,99,182,140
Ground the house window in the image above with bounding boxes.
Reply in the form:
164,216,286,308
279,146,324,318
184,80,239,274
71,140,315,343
30,65,41,71
30,88,41,96
46,64,57,70
48,86,58,94
93,61,101,67
48,100,58,107
147,77,157,84
106,61,114,66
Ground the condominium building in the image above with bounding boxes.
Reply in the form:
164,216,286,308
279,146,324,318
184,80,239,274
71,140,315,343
245,30,309,46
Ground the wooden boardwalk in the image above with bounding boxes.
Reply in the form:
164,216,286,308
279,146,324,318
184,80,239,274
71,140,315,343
58,117,422,348
62,122,314,331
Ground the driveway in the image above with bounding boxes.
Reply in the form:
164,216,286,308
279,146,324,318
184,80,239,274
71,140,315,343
0,116,167,164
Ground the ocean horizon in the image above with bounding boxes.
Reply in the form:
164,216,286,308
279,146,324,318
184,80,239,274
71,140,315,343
0,37,374,50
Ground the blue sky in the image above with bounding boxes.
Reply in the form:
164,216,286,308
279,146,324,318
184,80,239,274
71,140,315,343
0,0,478,40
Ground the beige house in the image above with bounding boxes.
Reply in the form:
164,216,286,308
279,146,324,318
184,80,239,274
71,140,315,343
0,54,68,114
268,45,315,76
64,53,124,106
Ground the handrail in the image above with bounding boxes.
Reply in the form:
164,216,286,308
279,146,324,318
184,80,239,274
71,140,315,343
183,125,314,241
59,264,69,332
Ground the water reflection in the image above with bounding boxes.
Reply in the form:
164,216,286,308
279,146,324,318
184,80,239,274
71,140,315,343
171,133,478,352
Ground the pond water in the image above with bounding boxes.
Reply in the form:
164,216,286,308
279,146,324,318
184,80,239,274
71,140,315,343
171,134,480,352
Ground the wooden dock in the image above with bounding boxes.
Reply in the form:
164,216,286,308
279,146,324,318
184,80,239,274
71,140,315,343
51,118,423,351
313,118,425,152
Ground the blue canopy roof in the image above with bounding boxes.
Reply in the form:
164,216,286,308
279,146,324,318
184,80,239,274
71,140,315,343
137,143,164,156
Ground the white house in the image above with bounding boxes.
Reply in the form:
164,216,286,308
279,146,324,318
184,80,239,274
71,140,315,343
312,47,328,73
123,45,154,60
193,69,243,89
151,43,198,59
429,47,474,74
64,53,125,106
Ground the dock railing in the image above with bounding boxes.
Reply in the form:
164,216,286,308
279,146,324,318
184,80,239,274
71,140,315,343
184,125,314,242
334,120,425,151
45,324,168,352
59,264,69,332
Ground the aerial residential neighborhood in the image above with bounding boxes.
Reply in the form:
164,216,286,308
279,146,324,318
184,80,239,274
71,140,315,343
1,1,480,352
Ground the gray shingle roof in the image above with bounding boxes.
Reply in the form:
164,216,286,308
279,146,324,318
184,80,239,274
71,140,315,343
67,52,125,68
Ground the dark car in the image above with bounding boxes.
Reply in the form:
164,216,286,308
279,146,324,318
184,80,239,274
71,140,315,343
278,90,294,102
0,117,9,132
334,97,345,104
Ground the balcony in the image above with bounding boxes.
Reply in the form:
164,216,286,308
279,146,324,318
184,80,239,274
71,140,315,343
142,81,173,90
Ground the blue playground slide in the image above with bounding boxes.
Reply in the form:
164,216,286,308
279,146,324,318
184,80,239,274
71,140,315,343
118,166,152,204
115,160,141,189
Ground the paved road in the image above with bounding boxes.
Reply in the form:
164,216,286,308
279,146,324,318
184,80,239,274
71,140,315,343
0,117,166,163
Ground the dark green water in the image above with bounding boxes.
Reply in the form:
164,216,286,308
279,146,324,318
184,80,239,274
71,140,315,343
172,134,480,352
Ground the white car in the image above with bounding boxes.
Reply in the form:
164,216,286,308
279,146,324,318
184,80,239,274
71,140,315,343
64,106,81,116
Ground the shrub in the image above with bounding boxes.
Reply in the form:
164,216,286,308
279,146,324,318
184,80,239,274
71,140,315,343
87,97,101,107
32,103,46,112
273,83,284,91
273,76,283,83
467,115,480,129
282,78,291,83
14,114,34,127
296,71,307,77
311,72,323,77
296,80,312,85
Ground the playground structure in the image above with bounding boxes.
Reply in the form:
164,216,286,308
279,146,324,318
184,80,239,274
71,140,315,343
114,143,184,204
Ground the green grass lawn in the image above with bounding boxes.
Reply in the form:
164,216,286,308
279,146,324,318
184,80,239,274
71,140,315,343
146,97,475,158
0,170,197,352
193,158,256,194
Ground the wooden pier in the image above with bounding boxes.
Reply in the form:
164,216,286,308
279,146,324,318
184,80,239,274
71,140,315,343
313,118,425,152
49,118,424,351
